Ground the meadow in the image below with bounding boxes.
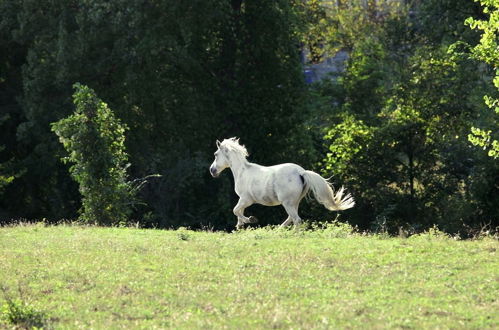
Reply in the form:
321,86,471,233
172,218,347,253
0,223,497,329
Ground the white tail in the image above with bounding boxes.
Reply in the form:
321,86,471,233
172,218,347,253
302,170,355,211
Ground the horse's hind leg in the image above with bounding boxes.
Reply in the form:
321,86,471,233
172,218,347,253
280,216,293,228
282,202,302,226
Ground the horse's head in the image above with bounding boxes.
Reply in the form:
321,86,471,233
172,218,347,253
210,140,230,178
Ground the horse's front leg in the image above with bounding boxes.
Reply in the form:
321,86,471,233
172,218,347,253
233,198,257,230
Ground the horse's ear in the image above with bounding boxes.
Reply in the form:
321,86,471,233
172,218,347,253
216,140,221,148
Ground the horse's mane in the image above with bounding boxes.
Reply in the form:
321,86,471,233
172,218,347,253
221,137,249,159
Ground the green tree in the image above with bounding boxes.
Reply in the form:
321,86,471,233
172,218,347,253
0,115,15,195
51,83,133,225
0,0,27,215
313,0,497,233
0,141,14,196
466,0,499,158
418,0,483,45
0,0,311,228
1,0,81,219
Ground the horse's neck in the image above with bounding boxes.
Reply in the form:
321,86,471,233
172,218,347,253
229,157,250,183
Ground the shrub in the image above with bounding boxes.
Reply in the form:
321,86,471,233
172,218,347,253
52,83,134,225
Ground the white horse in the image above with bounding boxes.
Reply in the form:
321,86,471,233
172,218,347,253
209,137,355,229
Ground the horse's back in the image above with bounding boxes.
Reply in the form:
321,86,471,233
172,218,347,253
268,163,305,174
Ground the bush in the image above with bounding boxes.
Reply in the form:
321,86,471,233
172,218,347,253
51,83,134,225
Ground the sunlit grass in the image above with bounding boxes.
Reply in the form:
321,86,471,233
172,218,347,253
0,224,497,328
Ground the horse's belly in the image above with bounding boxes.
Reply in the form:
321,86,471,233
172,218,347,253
252,185,280,206
257,197,280,206
244,170,281,206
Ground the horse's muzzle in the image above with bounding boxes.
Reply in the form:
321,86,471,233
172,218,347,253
210,166,219,178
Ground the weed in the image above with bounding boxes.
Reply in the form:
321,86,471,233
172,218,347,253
308,219,357,238
177,228,191,241
409,224,450,241
1,298,48,329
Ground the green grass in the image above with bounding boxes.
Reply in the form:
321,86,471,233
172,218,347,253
0,223,497,329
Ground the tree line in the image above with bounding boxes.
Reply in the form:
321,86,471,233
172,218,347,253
0,0,497,234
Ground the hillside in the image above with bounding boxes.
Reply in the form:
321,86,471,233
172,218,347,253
0,224,497,328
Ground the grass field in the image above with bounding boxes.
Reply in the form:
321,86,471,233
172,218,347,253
0,223,497,329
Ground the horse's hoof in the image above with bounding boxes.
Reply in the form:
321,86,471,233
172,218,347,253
248,216,258,223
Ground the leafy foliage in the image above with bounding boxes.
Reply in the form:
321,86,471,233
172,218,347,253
0,117,14,195
1,296,48,328
314,1,498,233
323,114,373,175
52,84,133,225
466,0,499,158
0,0,313,228
0,0,497,232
